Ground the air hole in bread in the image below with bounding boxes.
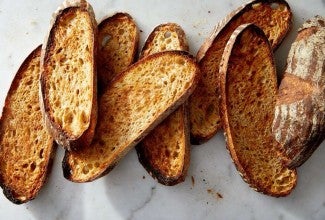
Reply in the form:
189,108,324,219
76,89,80,95
118,29,124,35
39,149,44,159
80,110,88,125
56,47,63,54
64,112,73,124
164,31,171,38
176,58,185,65
102,35,111,47
270,3,279,10
98,139,105,146
78,58,84,65
30,162,36,171
22,163,28,169
54,99,61,108
82,165,89,174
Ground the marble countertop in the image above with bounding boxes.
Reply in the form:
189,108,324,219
0,0,324,219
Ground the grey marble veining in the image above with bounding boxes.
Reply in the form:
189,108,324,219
0,1,324,219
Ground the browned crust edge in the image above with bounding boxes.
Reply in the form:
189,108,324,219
218,24,297,197
136,104,191,186
0,46,57,204
40,0,98,151
139,23,189,59
98,12,139,64
62,51,200,182
197,0,292,61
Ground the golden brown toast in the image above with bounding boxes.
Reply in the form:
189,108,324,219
40,0,98,151
0,46,55,204
272,16,325,168
63,51,199,182
97,12,139,94
219,24,297,197
136,23,190,185
189,0,292,144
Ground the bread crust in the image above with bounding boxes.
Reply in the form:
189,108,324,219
136,23,190,185
97,12,139,94
40,0,98,151
219,24,297,197
0,46,56,204
272,16,325,168
63,51,199,182
190,0,292,145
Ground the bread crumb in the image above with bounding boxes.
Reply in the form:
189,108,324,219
31,21,38,26
142,175,145,179
207,188,223,199
191,176,195,186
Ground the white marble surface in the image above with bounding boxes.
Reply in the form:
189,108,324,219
0,0,324,219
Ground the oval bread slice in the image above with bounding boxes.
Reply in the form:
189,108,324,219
97,12,139,94
40,0,97,151
219,24,297,197
63,51,199,182
136,23,190,186
0,46,55,204
189,0,292,144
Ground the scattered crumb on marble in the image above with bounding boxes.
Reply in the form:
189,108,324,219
140,29,143,33
207,188,223,200
191,176,195,186
206,202,209,204
142,176,145,179
208,10,211,13
31,21,38,26
200,170,203,173
25,32,29,35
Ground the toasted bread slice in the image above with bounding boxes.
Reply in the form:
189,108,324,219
40,0,98,151
273,16,325,168
97,12,139,94
219,24,297,197
63,51,199,182
189,0,292,144
0,46,55,204
136,23,190,185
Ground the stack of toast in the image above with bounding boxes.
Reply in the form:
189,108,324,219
0,0,324,204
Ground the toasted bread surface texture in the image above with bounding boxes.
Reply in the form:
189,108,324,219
272,16,325,168
0,46,55,204
190,0,292,144
97,12,139,93
40,0,97,150
136,23,190,185
219,24,296,197
63,51,199,182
